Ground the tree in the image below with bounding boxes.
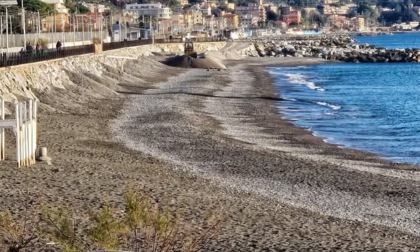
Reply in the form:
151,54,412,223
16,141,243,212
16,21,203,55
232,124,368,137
378,2,420,24
266,9,278,21
402,8,419,22
19,0,53,15
74,4,89,14
308,12,327,27
357,0,376,18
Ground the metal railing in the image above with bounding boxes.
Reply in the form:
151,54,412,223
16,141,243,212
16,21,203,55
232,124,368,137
0,44,95,68
102,39,153,51
155,37,227,44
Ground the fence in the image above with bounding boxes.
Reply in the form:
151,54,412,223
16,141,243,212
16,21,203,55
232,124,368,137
1,31,107,49
102,39,152,51
0,44,95,67
0,99,38,167
155,37,228,43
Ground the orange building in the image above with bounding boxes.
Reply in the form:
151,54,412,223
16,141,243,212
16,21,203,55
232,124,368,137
283,10,301,25
222,13,239,29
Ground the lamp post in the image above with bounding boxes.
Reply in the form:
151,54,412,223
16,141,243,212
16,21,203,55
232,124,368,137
21,0,26,48
149,16,154,43
0,15,3,52
82,15,85,45
37,11,40,41
6,7,8,52
118,15,121,41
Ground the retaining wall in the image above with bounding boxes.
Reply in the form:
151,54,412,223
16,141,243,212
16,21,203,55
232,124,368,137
0,42,228,108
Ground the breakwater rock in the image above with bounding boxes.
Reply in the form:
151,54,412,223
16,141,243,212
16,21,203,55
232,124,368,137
246,35,420,63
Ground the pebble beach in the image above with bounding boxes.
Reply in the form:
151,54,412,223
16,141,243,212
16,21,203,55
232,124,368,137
1,43,420,251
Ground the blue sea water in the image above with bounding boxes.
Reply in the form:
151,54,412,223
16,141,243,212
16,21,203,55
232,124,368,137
270,33,420,164
353,32,420,49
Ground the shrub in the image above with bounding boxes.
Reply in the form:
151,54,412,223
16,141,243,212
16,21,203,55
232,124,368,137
92,37,102,45
40,204,85,252
1,189,221,252
36,39,49,50
86,204,127,251
0,211,38,252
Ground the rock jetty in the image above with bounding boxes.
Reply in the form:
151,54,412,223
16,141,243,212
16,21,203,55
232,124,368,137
244,35,420,63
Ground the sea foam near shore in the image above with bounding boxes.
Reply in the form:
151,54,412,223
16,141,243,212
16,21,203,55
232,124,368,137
270,62,420,165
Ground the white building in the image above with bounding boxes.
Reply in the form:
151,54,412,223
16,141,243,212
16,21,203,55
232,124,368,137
125,3,172,20
41,0,68,14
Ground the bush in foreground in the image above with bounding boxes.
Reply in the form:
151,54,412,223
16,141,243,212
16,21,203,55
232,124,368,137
0,189,221,252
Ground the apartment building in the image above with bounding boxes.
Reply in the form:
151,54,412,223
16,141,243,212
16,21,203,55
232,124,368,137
239,14,260,28
222,13,239,29
184,6,204,31
283,10,301,25
40,0,69,32
125,3,172,20
235,3,266,24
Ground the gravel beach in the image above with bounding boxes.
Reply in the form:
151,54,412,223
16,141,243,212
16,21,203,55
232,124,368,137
1,44,420,251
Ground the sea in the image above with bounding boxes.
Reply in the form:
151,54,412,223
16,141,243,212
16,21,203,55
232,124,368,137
269,32,420,165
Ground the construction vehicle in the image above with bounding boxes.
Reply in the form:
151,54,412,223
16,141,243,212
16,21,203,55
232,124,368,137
184,42,198,58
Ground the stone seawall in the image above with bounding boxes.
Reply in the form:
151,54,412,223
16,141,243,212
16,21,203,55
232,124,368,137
0,42,228,113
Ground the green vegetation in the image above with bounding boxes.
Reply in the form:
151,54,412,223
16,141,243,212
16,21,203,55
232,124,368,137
0,212,38,252
41,205,85,252
64,0,90,14
0,189,221,252
20,0,54,15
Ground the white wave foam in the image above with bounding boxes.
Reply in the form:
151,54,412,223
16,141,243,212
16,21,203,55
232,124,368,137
283,73,325,91
316,101,341,110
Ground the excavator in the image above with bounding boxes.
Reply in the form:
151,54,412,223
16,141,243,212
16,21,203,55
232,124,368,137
184,42,198,58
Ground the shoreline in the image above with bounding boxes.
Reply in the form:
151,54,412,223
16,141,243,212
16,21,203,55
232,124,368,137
112,55,420,247
249,58,420,169
1,49,420,250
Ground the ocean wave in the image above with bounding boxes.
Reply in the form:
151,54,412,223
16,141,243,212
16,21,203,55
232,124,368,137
316,101,341,110
283,73,325,91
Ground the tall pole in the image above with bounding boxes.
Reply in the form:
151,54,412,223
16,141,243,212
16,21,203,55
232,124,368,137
62,13,64,45
6,7,9,52
82,15,84,45
76,14,78,35
104,16,109,42
123,14,126,40
21,0,26,48
1,15,3,53
49,11,53,48
89,15,92,40
99,14,102,44
73,14,76,46
53,4,56,46
150,17,153,44
118,16,121,41
37,11,40,41
11,15,14,48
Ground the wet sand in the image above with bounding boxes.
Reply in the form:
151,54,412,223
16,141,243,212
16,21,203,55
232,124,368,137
1,49,420,251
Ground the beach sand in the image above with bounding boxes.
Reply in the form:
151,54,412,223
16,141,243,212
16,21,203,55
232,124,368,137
1,45,420,251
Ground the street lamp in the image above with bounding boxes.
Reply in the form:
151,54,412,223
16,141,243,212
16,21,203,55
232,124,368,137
21,0,26,48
